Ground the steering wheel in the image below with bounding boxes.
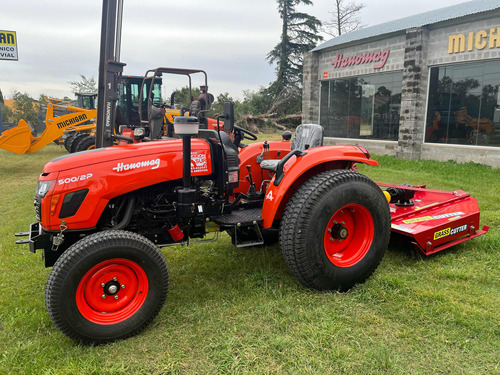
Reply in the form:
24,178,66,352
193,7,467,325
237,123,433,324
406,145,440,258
234,125,257,141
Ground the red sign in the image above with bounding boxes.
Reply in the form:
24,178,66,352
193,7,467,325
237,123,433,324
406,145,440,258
323,72,328,78
331,49,390,70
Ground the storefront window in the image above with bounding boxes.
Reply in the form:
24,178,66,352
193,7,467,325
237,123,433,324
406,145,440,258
320,71,402,140
426,60,500,147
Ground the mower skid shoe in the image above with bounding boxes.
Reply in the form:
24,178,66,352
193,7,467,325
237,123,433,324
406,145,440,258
413,225,489,255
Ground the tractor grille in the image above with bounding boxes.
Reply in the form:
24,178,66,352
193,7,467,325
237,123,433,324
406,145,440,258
34,198,42,221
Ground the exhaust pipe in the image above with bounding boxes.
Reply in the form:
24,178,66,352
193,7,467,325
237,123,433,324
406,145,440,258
174,116,199,218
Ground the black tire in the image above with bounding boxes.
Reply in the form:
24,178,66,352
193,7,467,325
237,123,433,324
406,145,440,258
63,132,77,152
45,230,169,345
75,135,96,152
279,170,390,291
68,133,89,153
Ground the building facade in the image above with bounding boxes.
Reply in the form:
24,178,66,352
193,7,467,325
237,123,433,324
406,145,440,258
302,1,500,168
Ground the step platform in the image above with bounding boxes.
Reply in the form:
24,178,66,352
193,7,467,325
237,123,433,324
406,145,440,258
212,208,264,247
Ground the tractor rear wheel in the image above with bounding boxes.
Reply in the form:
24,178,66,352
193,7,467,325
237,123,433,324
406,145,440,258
280,170,390,291
75,135,96,152
45,230,169,344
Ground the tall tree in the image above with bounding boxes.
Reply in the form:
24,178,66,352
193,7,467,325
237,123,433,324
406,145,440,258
0,103,13,123
267,0,322,97
12,91,38,124
68,74,97,93
322,0,365,37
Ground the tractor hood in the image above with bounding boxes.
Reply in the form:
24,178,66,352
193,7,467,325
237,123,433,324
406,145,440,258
37,138,214,231
42,138,208,173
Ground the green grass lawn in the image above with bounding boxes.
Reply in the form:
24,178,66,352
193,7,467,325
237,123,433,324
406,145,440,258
0,142,498,374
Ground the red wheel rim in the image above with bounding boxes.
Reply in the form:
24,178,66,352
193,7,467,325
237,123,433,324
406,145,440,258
323,204,374,267
76,258,149,324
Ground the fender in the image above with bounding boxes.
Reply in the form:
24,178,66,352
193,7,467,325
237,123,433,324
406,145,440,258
261,145,379,227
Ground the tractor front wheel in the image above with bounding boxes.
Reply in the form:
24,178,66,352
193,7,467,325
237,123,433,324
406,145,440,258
45,230,169,344
280,170,390,291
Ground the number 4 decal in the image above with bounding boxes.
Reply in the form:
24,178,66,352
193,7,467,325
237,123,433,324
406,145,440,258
266,191,274,201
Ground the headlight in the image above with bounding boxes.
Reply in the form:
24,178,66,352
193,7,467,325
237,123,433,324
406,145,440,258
35,180,55,198
134,127,146,137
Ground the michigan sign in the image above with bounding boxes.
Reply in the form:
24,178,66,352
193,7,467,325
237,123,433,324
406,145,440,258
0,30,18,61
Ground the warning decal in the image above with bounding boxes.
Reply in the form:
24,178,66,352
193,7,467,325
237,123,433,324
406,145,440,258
402,211,465,224
191,152,209,173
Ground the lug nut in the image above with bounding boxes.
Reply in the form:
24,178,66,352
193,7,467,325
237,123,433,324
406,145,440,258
101,283,105,287
114,295,119,300
121,284,126,289
101,294,106,299
113,277,117,281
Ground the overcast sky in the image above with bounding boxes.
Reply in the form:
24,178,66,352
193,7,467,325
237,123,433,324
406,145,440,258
1,0,470,101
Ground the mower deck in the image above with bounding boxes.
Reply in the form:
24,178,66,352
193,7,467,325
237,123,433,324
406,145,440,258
380,183,489,255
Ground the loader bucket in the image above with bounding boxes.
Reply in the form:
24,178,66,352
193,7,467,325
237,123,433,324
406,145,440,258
0,119,35,154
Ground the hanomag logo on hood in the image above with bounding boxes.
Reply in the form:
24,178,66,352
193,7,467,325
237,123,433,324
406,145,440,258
112,158,160,172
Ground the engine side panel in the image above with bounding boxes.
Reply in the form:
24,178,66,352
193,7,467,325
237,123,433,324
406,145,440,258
40,139,213,231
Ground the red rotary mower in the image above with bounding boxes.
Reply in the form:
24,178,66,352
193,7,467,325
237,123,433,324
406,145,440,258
15,95,488,344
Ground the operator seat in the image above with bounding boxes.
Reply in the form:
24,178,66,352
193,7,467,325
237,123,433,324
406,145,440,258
148,105,165,140
189,100,201,117
189,100,208,128
260,123,324,172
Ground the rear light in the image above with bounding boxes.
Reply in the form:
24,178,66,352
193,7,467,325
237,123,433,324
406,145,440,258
134,127,146,138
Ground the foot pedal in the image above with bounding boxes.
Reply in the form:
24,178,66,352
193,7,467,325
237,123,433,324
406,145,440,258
232,222,264,248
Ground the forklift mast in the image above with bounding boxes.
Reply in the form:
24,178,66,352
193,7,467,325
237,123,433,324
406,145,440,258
95,0,126,148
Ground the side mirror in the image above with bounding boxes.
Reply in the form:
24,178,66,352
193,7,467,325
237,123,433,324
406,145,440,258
223,101,234,132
